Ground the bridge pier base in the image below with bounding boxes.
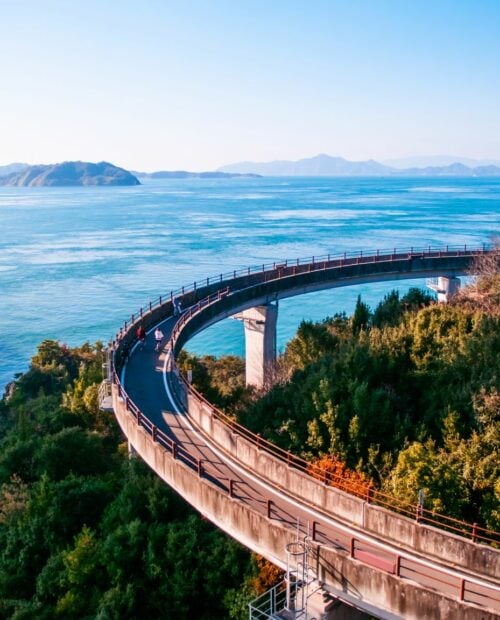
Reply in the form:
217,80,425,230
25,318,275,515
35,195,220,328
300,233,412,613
427,276,461,302
234,303,278,389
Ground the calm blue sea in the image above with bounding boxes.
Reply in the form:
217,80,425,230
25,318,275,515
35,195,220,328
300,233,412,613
0,176,498,393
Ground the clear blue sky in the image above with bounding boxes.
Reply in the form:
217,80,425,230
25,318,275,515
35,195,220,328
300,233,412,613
1,0,499,171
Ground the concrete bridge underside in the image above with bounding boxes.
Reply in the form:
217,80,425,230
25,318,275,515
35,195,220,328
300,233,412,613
112,247,500,619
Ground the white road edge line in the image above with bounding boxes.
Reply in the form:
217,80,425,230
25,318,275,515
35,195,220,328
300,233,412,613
161,351,498,592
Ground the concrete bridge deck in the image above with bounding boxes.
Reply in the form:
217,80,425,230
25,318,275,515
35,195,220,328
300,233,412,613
111,245,500,619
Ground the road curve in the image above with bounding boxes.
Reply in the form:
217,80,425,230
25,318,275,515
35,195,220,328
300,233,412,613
113,245,500,619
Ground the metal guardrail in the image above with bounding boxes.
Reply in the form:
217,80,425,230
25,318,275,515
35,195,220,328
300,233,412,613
110,245,500,612
113,374,500,611
112,243,489,340
113,245,499,546
248,581,288,619
115,378,205,477
163,246,498,547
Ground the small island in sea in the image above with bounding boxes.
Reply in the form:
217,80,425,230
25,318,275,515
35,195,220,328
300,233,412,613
0,161,140,187
133,170,261,179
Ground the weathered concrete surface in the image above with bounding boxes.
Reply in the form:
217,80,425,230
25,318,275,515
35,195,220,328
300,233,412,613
112,386,499,620
112,249,500,618
186,392,500,580
234,303,278,388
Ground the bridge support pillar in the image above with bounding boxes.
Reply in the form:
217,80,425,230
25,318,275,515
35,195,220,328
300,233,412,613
428,276,461,303
234,303,278,389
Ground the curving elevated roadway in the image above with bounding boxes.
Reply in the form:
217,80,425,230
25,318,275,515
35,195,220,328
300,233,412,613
111,245,500,619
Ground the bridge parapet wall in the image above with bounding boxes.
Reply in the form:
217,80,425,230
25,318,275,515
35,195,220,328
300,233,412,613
186,391,500,580
113,385,498,619
172,254,475,355
115,249,479,374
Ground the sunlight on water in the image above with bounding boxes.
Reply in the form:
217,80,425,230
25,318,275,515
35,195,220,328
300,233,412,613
0,176,498,391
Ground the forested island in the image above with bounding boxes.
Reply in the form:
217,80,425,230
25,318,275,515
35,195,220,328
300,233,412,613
0,161,140,187
0,254,498,618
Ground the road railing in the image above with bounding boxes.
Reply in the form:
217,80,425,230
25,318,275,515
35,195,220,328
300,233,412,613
112,244,490,347
156,245,498,548
111,370,500,613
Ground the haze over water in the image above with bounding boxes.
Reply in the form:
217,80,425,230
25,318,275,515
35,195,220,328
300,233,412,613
0,176,498,393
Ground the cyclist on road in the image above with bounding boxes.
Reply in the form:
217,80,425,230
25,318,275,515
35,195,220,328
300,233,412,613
136,325,146,348
154,327,164,353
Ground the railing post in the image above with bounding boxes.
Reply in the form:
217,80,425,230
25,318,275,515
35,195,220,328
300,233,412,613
471,522,478,543
159,295,162,305
172,442,178,459
137,410,141,426
267,499,272,519
366,484,372,504
197,459,203,477
310,520,316,541
229,479,235,498
350,538,355,558
152,425,157,442
396,556,401,577
416,504,422,522
460,579,465,601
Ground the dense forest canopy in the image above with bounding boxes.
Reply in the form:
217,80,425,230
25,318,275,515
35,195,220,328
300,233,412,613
0,342,260,619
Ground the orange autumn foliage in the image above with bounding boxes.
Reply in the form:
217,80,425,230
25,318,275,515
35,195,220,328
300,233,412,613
248,554,284,595
308,454,372,499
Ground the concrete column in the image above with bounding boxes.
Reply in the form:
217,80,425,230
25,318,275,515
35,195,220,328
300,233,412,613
436,276,461,303
427,276,461,303
235,303,278,388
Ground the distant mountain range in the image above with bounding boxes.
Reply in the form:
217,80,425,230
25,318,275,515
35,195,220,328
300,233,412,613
0,161,140,187
383,155,500,169
2,155,500,184
217,153,500,177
